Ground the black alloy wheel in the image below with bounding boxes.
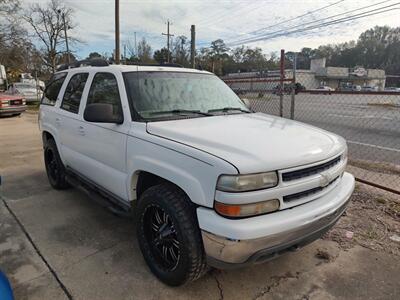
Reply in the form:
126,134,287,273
45,148,59,181
44,138,69,189
143,205,181,271
136,183,208,286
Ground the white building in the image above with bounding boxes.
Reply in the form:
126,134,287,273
223,58,386,91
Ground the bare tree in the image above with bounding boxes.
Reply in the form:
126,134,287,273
137,37,153,63
125,39,137,59
0,0,36,77
0,0,24,43
172,35,189,66
24,0,77,72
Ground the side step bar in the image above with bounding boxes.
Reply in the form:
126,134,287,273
65,173,132,218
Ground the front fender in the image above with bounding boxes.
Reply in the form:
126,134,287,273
126,135,236,207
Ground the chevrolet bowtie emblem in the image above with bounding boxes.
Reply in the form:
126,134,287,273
320,172,332,187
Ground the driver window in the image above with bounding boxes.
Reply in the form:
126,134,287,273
87,72,122,119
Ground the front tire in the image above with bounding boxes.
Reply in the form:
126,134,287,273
136,183,207,286
44,139,70,189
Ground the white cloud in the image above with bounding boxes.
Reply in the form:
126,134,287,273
22,0,400,58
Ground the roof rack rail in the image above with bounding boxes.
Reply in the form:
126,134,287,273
125,62,184,68
57,58,109,71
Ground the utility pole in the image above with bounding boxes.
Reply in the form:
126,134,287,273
290,53,297,120
115,0,120,64
62,13,70,64
134,32,137,57
58,10,70,65
190,25,195,68
124,44,126,64
162,20,174,63
279,49,285,117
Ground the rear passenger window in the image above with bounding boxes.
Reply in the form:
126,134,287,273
87,73,122,118
61,73,89,114
42,72,67,106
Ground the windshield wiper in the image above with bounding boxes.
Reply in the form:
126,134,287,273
149,109,212,116
208,107,251,113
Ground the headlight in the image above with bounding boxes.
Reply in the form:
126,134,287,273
216,172,278,192
215,199,280,218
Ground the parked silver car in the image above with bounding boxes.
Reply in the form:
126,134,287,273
384,87,400,92
7,82,43,103
361,85,378,92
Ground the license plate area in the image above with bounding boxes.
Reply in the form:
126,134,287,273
10,100,22,105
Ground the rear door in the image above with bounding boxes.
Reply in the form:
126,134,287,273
39,72,68,154
56,72,90,167
70,72,130,201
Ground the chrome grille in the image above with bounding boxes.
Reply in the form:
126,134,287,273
283,176,339,202
282,156,341,182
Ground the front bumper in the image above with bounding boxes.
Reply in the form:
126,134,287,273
0,106,27,116
198,172,355,268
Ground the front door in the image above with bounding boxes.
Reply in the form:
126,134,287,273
71,72,129,201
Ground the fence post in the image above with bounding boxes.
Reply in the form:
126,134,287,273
290,53,297,120
279,49,285,117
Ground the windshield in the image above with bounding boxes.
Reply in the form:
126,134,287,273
123,71,249,121
14,84,36,90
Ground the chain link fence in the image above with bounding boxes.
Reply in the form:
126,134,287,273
223,65,400,194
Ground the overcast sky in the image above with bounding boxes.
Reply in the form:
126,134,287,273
23,0,400,59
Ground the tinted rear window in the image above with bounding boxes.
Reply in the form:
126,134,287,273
61,73,89,114
41,73,67,106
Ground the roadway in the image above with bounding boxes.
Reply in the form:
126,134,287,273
248,93,400,166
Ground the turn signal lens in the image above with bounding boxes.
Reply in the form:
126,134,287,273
214,199,280,218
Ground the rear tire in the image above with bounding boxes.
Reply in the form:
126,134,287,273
136,183,208,286
44,138,70,189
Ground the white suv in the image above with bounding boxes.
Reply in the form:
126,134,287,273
39,60,355,286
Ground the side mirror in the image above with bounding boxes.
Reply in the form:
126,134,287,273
241,98,251,109
83,103,123,124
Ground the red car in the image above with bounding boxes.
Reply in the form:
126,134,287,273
0,93,27,116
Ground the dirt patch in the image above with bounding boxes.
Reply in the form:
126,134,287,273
323,183,400,256
367,101,399,108
348,159,400,176
315,248,334,261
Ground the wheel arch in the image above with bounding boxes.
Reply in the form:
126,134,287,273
128,164,209,208
41,126,65,163
42,130,55,146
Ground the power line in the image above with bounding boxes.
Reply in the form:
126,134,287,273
228,3,400,46
196,0,346,48
230,8,397,46
246,0,346,36
196,1,259,27
227,0,396,46
198,1,271,28
228,0,393,45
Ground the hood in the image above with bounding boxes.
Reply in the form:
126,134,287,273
19,89,37,95
146,113,346,173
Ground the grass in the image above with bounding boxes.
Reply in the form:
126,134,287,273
26,103,40,112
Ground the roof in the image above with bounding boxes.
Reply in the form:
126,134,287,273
56,64,212,75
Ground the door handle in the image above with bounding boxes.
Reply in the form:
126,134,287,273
78,125,85,136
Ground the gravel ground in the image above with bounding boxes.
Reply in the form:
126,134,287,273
323,183,400,256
